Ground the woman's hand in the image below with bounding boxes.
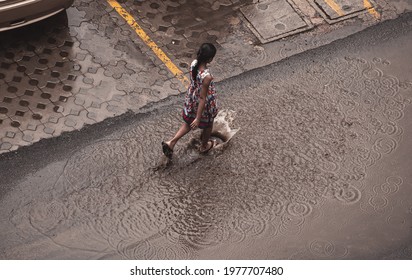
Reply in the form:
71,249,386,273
190,118,200,129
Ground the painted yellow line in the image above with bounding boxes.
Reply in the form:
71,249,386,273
323,0,345,17
107,0,189,87
364,0,380,19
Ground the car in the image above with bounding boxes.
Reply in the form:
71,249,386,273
0,0,74,32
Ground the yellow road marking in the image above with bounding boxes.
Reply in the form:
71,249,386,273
364,0,380,19
324,0,381,20
107,0,189,87
323,0,345,17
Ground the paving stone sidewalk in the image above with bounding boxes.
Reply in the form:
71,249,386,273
0,0,186,154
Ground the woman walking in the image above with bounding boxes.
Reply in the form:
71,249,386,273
162,43,218,159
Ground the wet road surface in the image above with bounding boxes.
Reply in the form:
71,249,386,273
1,13,412,259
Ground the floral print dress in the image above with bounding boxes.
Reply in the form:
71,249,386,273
182,59,218,128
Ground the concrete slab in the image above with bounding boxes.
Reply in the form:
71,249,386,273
311,0,378,23
240,0,313,43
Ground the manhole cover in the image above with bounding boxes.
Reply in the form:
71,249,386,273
311,0,377,23
240,0,313,43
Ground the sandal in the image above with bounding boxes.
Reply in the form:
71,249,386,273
199,140,216,154
161,141,173,159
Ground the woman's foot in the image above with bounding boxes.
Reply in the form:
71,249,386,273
161,141,173,159
199,139,216,154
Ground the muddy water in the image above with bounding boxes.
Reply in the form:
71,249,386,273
1,16,412,259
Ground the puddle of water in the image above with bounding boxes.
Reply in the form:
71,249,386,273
154,109,239,169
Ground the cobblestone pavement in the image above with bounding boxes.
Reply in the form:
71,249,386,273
1,0,411,153
0,0,187,153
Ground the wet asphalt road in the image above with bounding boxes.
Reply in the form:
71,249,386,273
1,13,412,259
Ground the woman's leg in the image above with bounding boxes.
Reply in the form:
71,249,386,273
165,122,191,150
200,123,213,151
